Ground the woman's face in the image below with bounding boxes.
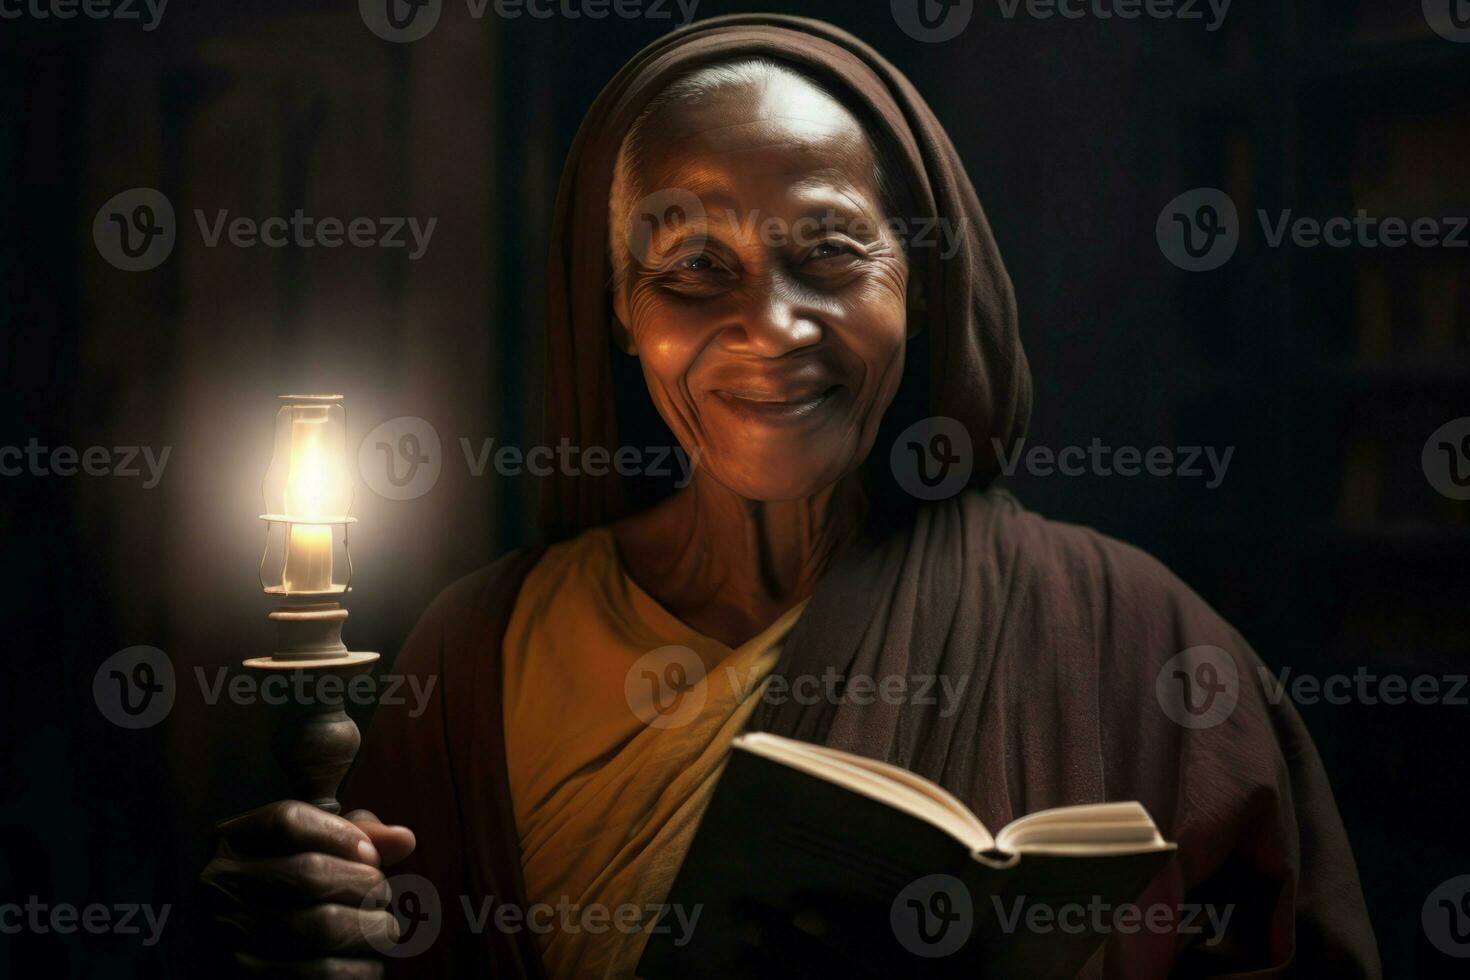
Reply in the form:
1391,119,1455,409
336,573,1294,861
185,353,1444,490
614,70,910,502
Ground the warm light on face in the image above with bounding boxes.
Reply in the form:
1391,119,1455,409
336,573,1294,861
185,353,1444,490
261,395,353,596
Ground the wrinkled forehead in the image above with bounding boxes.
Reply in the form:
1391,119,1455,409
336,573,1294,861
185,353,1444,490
633,72,882,210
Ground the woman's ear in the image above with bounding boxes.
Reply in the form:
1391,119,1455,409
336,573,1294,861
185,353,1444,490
610,285,638,355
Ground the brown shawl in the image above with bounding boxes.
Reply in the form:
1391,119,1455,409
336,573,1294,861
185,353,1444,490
344,14,1379,979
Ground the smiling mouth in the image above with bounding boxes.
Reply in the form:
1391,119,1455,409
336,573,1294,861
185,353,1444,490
712,385,842,422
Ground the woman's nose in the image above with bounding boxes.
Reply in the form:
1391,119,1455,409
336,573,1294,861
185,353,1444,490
721,279,822,357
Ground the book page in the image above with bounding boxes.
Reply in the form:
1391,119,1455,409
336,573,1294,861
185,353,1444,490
995,801,1175,857
735,733,994,852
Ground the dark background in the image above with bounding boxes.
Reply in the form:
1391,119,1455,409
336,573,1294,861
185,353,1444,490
2,0,1467,976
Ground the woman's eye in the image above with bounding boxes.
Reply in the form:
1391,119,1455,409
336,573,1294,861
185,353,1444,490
655,252,735,298
808,240,857,262
674,253,717,272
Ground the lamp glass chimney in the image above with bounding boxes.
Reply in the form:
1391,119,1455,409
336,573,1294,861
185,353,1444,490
262,396,350,594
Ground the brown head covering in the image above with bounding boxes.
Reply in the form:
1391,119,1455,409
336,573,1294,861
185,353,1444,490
541,13,1031,540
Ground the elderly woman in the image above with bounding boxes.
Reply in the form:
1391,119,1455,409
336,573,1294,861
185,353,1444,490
202,14,1379,979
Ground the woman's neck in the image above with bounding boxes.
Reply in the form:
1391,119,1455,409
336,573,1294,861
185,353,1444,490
609,469,868,649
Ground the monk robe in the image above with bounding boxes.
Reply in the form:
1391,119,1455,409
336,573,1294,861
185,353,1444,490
343,14,1379,978
500,529,806,977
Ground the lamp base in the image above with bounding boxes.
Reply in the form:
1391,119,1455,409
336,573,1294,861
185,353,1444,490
245,600,379,814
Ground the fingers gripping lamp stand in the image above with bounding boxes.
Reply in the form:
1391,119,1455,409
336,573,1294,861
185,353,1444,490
246,395,377,814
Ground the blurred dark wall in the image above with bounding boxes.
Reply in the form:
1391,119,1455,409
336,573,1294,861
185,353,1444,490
2,1,1467,976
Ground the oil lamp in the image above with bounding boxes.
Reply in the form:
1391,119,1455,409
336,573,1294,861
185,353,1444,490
244,394,377,813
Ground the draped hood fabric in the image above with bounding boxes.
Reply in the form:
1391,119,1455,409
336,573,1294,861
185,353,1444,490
541,13,1031,541
343,14,1379,979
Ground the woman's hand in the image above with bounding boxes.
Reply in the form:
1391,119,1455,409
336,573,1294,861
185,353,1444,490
199,800,417,978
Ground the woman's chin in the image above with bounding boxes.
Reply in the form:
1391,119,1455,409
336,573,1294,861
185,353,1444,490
702,456,852,503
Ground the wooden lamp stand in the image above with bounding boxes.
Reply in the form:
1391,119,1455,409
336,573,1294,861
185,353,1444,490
243,602,377,814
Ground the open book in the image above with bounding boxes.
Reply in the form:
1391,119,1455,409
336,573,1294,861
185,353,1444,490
638,732,1176,979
